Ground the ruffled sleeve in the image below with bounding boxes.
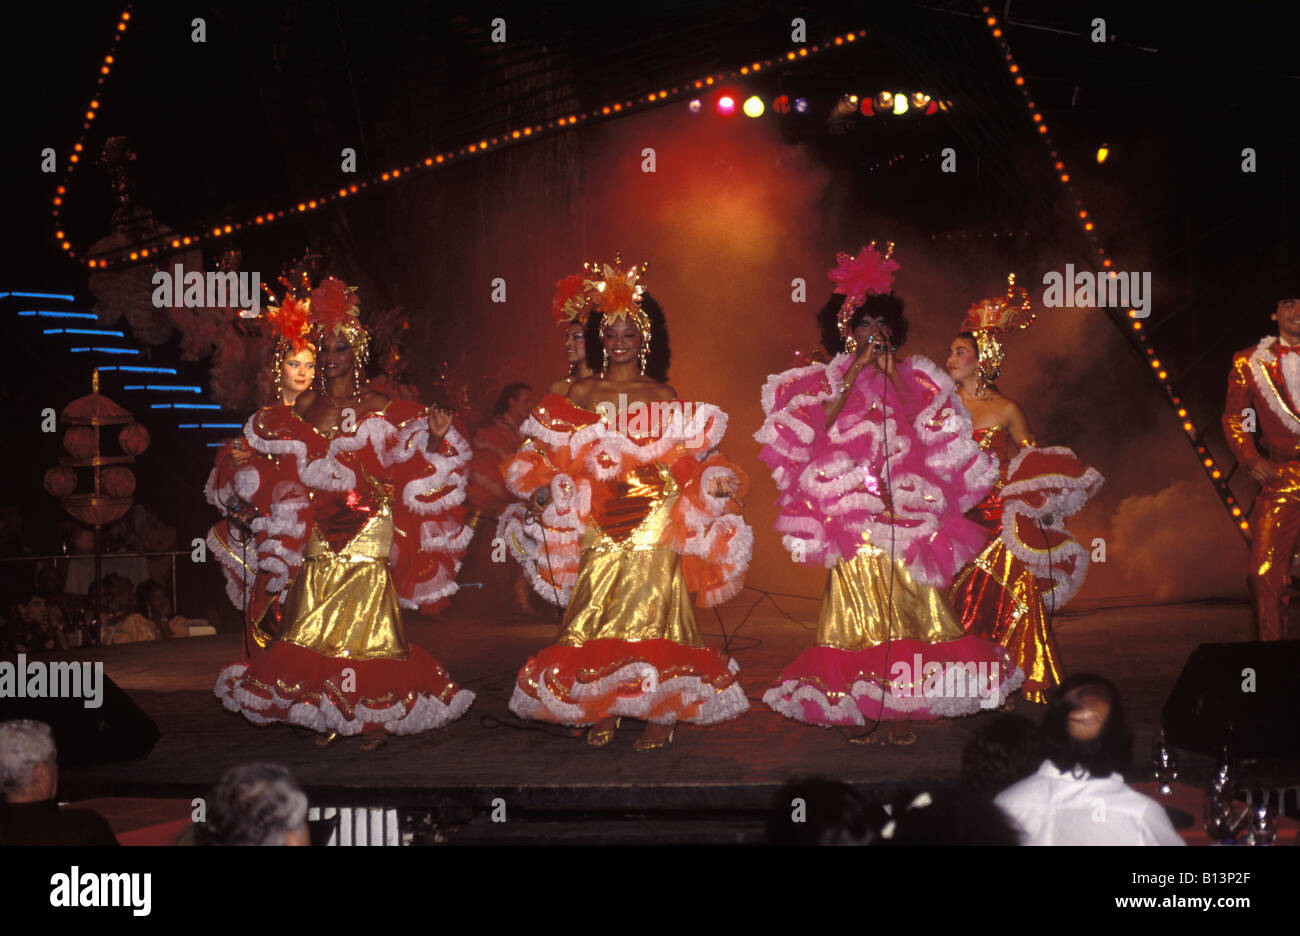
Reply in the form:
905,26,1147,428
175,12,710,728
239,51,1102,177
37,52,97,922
998,446,1104,610
206,406,315,614
380,401,474,615
659,404,753,607
496,394,596,606
755,354,998,587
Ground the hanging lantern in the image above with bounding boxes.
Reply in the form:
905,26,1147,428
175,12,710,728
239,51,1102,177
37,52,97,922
118,421,151,456
101,465,136,498
43,466,77,498
63,425,99,459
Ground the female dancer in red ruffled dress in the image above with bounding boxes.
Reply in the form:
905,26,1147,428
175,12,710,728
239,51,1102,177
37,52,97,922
547,272,596,395
756,245,1023,729
500,258,752,750
205,287,316,649
946,277,1104,702
210,278,475,747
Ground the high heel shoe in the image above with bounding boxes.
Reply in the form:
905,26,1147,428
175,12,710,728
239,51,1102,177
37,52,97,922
633,723,676,751
586,717,621,748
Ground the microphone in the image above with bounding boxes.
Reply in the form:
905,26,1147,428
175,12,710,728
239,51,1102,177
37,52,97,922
222,494,255,537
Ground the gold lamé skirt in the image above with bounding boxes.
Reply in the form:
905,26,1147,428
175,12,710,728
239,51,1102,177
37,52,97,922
556,486,703,648
949,537,1060,702
817,542,967,649
279,512,409,661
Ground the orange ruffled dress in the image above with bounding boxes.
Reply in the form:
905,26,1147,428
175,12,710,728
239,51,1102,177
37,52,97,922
499,394,752,726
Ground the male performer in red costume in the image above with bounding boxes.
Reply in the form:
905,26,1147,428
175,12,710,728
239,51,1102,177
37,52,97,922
1223,290,1300,640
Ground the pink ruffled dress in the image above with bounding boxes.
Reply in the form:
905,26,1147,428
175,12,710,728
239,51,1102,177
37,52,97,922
754,354,1024,723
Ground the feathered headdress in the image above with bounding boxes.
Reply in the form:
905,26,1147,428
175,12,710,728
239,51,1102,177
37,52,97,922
266,295,313,354
827,241,898,353
551,273,592,326
309,276,369,366
961,273,1034,383
584,253,652,373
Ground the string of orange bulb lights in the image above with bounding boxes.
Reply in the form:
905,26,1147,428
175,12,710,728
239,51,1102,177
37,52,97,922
49,5,133,265
54,12,870,272
979,6,1249,542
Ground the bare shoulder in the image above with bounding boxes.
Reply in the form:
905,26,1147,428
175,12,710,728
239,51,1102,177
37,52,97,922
998,394,1026,422
637,377,677,401
293,390,318,415
567,377,600,404
361,389,390,411
547,377,570,396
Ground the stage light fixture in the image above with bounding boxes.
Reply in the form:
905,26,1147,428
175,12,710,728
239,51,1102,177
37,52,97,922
773,95,789,114
743,95,764,118
1096,144,1109,164
893,93,908,115
717,95,735,115
794,97,808,113
876,91,893,110
688,99,701,113
911,92,930,108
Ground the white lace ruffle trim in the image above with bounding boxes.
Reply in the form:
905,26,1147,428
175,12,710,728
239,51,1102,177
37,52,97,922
763,664,1025,724
214,663,474,735
508,658,750,726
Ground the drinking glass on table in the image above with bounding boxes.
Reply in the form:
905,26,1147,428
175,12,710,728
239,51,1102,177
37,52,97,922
1151,730,1178,795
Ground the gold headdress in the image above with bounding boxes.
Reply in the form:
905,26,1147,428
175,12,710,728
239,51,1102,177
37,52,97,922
584,252,651,373
961,273,1034,383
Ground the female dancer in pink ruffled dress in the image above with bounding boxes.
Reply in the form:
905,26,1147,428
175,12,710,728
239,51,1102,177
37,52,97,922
755,245,1024,729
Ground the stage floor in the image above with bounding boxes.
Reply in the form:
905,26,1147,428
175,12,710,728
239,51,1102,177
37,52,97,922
44,596,1260,829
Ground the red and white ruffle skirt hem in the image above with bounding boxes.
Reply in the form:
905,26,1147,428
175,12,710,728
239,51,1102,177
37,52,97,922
215,640,474,736
509,638,750,726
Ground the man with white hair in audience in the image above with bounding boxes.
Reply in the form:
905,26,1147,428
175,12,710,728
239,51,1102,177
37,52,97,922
0,719,118,845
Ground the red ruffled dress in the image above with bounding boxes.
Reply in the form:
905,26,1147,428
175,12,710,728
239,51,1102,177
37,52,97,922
209,401,475,736
949,432,1104,702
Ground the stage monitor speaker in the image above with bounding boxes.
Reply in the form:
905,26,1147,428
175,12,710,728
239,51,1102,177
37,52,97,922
0,673,160,767
1162,640,1300,758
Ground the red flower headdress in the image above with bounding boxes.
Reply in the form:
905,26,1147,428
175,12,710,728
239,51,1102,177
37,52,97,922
827,242,898,353
551,273,592,326
309,276,369,366
266,295,314,354
961,273,1034,383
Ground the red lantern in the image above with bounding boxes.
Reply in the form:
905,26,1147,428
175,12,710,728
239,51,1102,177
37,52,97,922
43,466,77,498
64,425,98,459
118,421,150,456
101,466,136,499
63,496,130,528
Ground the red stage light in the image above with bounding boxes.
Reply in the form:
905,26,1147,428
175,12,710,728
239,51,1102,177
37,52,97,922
716,96,735,116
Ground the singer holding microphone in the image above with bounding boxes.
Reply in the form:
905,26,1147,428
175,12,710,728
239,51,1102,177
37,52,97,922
754,244,1024,733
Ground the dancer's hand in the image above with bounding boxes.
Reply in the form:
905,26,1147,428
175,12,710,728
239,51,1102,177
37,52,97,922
1249,459,1282,484
427,406,453,445
710,477,741,506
